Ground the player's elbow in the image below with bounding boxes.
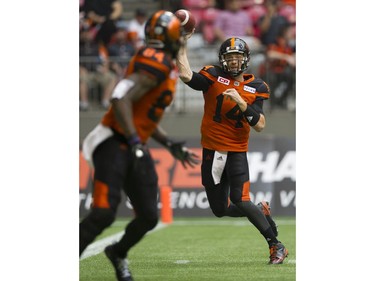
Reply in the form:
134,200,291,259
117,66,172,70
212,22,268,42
179,74,191,83
252,115,266,132
179,71,193,83
253,123,264,132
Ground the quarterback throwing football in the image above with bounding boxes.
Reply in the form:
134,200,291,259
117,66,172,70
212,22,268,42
176,35,288,264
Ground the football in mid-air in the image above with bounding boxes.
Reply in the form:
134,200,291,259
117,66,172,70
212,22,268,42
174,9,196,34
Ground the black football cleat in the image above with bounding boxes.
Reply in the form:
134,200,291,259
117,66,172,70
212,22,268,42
269,242,288,264
104,244,134,281
258,201,278,237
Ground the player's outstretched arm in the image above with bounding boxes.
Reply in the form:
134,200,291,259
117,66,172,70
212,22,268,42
176,30,195,83
111,73,157,162
111,73,157,138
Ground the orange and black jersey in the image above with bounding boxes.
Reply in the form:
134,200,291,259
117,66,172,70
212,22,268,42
101,46,178,143
187,65,270,152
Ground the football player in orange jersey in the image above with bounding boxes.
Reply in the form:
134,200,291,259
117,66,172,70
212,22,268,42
79,11,199,281
176,36,288,264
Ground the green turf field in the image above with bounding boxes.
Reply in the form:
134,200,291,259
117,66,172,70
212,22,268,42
80,217,296,281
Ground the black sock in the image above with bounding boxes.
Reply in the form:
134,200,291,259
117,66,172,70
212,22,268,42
235,201,278,246
261,226,279,246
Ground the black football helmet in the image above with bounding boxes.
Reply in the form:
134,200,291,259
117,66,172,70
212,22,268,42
144,10,183,58
218,37,251,76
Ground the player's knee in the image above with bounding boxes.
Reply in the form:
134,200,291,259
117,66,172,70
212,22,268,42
211,208,225,218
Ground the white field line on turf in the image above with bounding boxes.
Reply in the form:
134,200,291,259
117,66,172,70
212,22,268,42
170,219,295,226
110,219,295,228
172,259,296,265
80,223,168,260
81,220,295,261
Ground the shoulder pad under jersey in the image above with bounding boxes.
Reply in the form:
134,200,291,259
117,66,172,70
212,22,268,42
138,47,174,68
134,47,173,82
247,77,270,94
199,65,227,80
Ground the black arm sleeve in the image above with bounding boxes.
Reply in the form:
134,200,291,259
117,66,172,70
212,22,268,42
243,104,261,126
243,98,265,126
185,71,210,92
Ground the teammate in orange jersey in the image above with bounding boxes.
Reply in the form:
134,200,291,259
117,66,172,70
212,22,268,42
176,35,288,264
79,11,199,281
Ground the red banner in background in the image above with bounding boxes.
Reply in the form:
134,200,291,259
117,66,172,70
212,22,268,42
79,136,296,217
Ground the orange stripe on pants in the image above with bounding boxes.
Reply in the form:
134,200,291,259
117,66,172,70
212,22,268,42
92,179,110,208
241,181,251,201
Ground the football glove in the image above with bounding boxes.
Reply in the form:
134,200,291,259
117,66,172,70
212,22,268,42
167,141,200,169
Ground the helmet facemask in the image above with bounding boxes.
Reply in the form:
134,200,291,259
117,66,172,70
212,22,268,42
220,51,249,76
218,37,251,77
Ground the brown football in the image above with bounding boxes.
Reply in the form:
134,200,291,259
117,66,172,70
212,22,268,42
174,9,196,34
